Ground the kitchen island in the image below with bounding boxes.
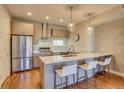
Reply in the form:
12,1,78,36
39,52,112,89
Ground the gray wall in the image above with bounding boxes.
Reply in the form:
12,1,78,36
95,17,124,74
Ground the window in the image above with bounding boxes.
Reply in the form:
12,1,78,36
53,40,64,46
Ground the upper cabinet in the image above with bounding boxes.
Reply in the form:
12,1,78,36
11,20,34,35
49,24,69,38
51,28,69,38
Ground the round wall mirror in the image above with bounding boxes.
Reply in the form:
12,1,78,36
73,33,80,42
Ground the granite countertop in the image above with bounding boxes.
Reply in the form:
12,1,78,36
39,52,112,65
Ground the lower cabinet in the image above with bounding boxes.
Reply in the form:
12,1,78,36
33,56,41,68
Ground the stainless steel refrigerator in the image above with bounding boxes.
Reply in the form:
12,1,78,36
11,35,33,72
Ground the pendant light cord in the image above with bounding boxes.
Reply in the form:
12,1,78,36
70,7,73,23
88,13,91,27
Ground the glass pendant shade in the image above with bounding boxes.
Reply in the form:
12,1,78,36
67,22,76,32
88,26,92,31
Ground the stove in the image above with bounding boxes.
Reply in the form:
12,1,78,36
39,47,53,56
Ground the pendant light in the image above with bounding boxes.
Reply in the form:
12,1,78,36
67,7,76,32
88,13,92,31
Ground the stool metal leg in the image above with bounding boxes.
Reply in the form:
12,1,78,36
54,71,56,89
77,68,79,83
73,74,75,88
103,66,106,74
93,68,96,88
98,65,100,72
103,66,105,74
98,65,102,74
85,70,88,88
107,65,110,73
61,78,63,89
73,74,75,83
66,76,68,88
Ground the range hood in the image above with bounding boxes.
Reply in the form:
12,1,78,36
41,23,50,39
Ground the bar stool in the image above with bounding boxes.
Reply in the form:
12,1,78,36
54,64,77,89
97,57,112,74
77,60,97,88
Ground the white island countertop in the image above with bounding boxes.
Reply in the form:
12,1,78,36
40,52,112,89
39,52,112,65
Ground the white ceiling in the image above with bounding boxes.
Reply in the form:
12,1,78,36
5,4,117,26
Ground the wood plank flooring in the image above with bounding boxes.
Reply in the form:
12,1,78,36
2,69,41,89
2,68,124,89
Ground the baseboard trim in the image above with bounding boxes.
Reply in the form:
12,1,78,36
109,70,124,78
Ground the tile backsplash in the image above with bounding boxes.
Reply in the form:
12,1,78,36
33,38,69,53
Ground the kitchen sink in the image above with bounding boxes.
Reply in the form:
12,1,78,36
62,54,77,57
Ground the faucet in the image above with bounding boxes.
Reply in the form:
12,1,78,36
69,45,74,55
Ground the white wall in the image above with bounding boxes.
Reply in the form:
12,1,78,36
0,5,11,88
69,21,95,52
87,27,95,52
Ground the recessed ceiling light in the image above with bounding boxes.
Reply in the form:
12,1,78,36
45,16,49,19
27,12,32,16
60,19,63,22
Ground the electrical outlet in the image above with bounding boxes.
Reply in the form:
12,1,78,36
100,48,103,51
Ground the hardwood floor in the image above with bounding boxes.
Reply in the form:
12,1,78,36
2,69,41,89
2,68,124,89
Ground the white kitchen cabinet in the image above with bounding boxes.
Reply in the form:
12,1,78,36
12,20,34,35
48,24,69,38
52,28,69,38
23,23,34,35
